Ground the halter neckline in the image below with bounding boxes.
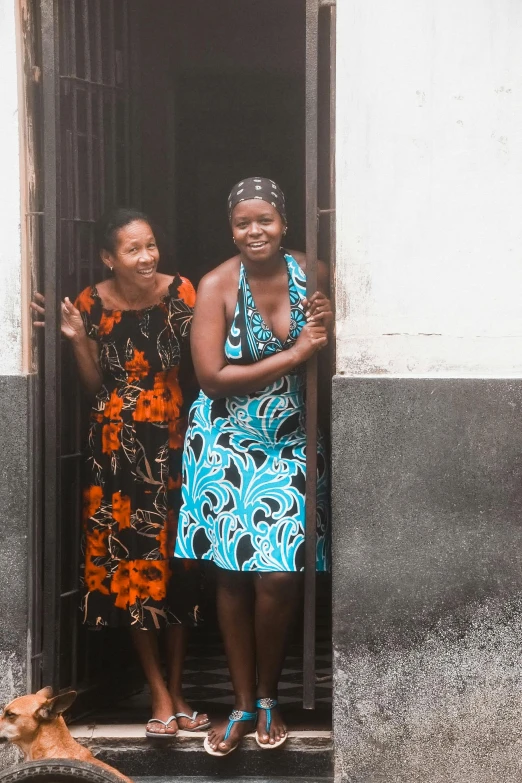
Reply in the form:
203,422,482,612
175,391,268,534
225,253,307,364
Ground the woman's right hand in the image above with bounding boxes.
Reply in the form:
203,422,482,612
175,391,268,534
290,321,328,364
31,292,87,342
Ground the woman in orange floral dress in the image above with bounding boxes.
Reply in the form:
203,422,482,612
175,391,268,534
32,207,209,739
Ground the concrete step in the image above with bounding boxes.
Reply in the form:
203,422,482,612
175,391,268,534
71,725,332,779
136,778,333,783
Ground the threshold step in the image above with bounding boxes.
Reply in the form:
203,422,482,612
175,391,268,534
71,724,330,746
71,725,332,778
135,778,333,783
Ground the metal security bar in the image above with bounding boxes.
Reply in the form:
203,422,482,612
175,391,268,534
41,0,61,692
21,0,46,690
39,0,138,693
303,0,336,710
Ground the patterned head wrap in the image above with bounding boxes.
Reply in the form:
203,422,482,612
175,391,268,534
228,177,287,223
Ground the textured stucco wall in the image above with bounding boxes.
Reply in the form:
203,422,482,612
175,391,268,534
332,377,522,782
335,0,522,376
333,3,522,771
0,0,23,376
0,376,32,768
0,4,32,771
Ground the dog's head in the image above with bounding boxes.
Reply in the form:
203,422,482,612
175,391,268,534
0,687,77,746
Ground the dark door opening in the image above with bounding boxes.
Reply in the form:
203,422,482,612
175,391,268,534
139,0,307,285
34,0,334,731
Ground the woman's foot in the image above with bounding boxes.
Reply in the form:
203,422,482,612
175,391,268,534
171,695,210,731
206,709,257,754
256,698,287,747
146,694,178,737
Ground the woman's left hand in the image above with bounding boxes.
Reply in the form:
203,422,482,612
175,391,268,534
303,291,333,331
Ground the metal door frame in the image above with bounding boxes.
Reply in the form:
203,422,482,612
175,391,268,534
37,0,335,703
41,0,61,690
304,0,336,709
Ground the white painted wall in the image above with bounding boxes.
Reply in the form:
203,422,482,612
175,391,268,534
0,0,22,375
335,0,522,376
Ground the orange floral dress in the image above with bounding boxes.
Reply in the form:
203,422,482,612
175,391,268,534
75,275,200,629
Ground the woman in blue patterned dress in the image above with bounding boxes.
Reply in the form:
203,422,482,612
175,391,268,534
174,178,332,755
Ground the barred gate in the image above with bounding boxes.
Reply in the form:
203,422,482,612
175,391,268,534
37,0,140,694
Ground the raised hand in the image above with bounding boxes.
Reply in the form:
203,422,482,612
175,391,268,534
31,292,87,342
291,320,328,364
302,291,333,331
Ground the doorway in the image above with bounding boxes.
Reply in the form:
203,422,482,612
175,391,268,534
32,0,334,733
139,0,307,284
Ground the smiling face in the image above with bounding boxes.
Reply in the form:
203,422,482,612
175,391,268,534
231,200,285,264
101,220,160,287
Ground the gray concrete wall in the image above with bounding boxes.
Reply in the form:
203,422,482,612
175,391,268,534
332,376,522,783
0,375,33,767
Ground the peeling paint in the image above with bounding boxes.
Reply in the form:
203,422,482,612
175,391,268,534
336,0,522,377
0,0,23,375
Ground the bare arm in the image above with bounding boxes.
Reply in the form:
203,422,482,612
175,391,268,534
31,293,104,397
191,273,328,400
69,330,104,397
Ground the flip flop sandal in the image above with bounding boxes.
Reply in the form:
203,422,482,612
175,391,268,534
203,709,257,757
255,698,288,749
175,710,211,732
145,715,178,739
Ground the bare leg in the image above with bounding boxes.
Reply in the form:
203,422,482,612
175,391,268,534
166,624,209,730
130,628,177,736
206,569,257,753
254,572,301,745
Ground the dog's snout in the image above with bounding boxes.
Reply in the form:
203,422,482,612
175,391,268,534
0,736,8,744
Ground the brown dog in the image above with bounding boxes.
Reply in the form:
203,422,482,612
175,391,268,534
0,687,131,782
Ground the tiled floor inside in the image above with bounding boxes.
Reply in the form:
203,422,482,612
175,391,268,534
79,579,332,731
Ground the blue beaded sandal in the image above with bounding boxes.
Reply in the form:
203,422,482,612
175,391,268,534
255,698,288,749
203,709,257,757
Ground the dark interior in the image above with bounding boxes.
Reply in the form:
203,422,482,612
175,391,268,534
138,0,306,283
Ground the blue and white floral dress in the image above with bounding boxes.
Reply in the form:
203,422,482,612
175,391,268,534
174,253,329,572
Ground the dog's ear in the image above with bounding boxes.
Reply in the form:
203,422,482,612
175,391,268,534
37,691,77,721
36,687,54,699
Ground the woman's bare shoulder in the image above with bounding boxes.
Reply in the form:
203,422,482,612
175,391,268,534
198,256,241,294
157,272,175,286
